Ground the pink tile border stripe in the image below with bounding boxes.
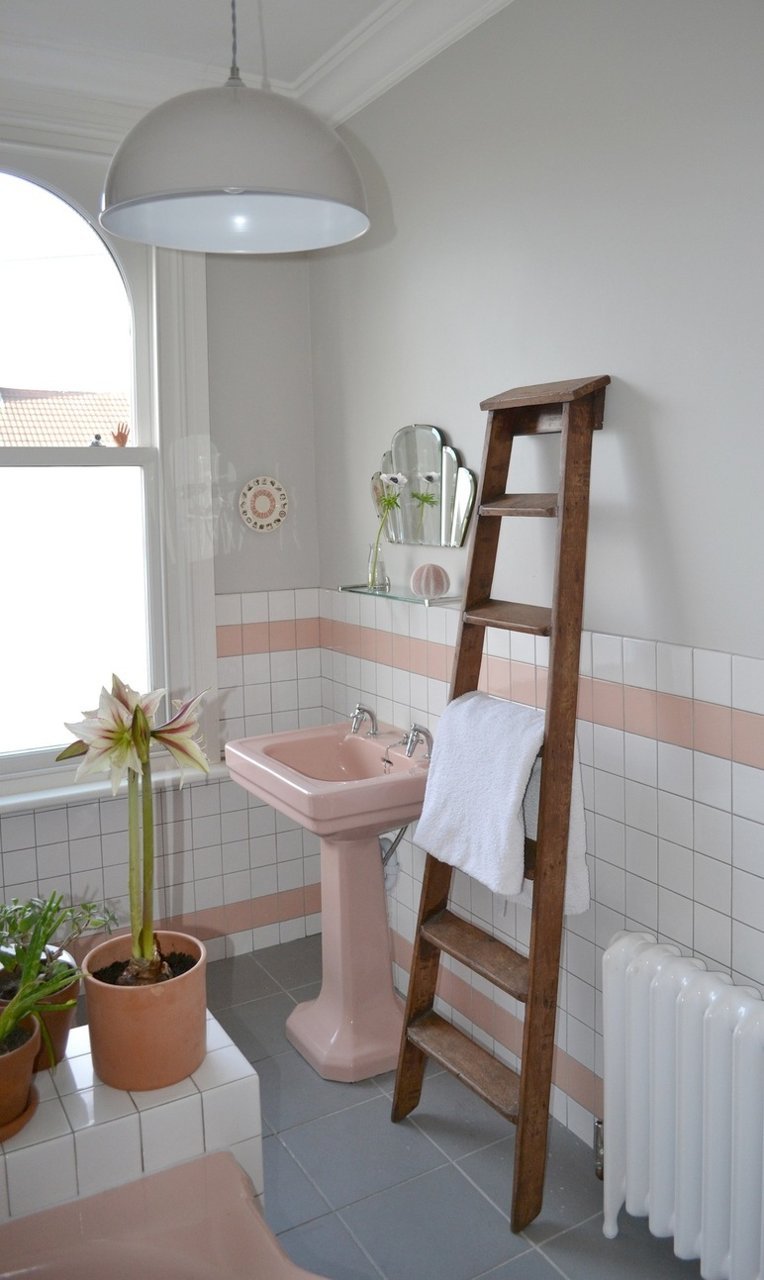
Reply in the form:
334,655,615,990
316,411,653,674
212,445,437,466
218,616,764,768
156,882,322,942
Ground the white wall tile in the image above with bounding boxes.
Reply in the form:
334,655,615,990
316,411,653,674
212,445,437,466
657,743,693,798
693,903,731,969
694,851,731,913
658,839,693,895
623,637,656,690
593,724,625,775
732,920,764,986
732,655,764,714
268,590,295,621
733,762,764,823
625,826,658,881
140,1094,205,1173
5,1135,77,1215
592,633,623,683
74,1115,142,1196
658,887,694,948
657,642,693,697
732,815,764,874
625,780,658,835
658,792,693,848
624,733,657,786
693,648,732,705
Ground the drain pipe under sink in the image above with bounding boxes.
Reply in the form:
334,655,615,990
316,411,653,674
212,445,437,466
379,825,407,893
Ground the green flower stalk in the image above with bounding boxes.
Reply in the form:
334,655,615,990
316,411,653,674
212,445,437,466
369,472,407,589
58,675,209,982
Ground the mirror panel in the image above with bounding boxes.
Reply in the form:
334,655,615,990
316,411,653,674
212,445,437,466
371,424,475,548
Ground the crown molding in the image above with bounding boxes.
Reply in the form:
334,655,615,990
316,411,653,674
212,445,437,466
0,0,515,152
299,0,516,122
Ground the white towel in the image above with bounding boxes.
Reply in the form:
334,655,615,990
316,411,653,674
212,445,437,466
414,692,590,915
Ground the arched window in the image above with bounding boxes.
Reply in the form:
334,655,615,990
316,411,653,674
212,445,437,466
0,174,153,763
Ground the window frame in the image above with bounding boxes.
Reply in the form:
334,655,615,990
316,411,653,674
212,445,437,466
0,158,218,800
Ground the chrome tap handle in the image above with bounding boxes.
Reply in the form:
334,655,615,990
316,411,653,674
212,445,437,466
350,703,379,736
404,723,433,760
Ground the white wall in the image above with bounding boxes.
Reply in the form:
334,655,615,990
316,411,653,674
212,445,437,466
309,0,764,659
207,256,320,595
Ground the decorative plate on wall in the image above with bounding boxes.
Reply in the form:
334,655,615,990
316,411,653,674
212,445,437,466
239,477,289,532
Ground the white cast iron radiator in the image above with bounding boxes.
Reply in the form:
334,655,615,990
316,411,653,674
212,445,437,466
602,931,764,1280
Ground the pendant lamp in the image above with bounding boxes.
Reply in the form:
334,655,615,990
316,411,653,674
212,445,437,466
100,0,369,254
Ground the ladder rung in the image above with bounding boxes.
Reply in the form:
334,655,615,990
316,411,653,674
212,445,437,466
480,494,558,518
407,1012,520,1123
464,600,552,636
421,909,529,1000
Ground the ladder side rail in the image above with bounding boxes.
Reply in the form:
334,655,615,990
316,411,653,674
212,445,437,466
452,408,515,697
510,395,596,1231
391,854,453,1119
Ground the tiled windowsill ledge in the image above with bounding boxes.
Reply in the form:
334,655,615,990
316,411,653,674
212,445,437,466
0,1011,263,1221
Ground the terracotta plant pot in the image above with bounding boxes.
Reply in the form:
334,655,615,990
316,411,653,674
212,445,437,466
33,968,81,1072
0,1015,40,1129
0,949,80,1072
82,931,207,1092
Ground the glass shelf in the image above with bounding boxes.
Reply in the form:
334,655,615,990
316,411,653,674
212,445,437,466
338,584,461,608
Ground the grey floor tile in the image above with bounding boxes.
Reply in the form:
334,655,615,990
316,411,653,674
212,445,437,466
410,1068,514,1159
261,1134,332,1235
279,1212,383,1280
457,1122,603,1243
255,934,323,990
340,1165,528,1280
473,1249,565,1279
541,1210,702,1280
257,1048,384,1133
282,1094,446,1209
206,953,280,1010
215,991,298,1062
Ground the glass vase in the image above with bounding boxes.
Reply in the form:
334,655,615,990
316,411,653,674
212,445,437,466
367,544,390,593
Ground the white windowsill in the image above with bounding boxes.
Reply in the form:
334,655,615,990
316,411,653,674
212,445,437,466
0,759,229,816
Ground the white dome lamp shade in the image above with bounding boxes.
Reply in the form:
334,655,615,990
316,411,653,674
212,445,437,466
99,3,369,254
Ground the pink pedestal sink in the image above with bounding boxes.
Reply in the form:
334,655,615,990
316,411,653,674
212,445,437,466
225,722,428,1081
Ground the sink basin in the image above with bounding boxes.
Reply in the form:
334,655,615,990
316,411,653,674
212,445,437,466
225,721,428,839
225,719,430,1082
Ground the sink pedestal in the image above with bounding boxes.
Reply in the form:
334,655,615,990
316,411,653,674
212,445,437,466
286,834,404,1082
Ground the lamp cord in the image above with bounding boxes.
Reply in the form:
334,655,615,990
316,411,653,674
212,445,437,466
257,0,271,91
227,0,270,91
228,0,242,83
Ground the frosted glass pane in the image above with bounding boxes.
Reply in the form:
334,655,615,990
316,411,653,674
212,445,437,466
0,468,151,755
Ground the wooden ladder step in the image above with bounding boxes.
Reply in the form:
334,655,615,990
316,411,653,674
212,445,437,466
480,494,558,518
421,909,529,1000
407,1012,520,1123
463,600,552,635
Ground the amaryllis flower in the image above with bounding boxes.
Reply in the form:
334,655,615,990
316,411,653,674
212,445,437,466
61,679,165,794
152,692,209,780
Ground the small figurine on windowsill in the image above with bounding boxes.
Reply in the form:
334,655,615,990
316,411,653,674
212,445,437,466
89,433,103,446
112,422,130,447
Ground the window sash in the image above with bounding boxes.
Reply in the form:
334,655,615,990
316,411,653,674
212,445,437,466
0,447,165,782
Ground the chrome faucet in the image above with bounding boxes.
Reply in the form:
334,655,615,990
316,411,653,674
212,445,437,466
350,703,378,737
403,723,433,760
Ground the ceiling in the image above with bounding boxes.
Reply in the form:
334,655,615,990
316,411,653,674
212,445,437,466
0,0,514,124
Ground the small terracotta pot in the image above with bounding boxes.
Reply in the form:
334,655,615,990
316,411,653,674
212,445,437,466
0,950,80,1072
0,1015,40,1128
82,931,207,1092
33,969,81,1072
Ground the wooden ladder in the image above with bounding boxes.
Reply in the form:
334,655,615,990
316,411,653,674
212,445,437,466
391,374,609,1232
